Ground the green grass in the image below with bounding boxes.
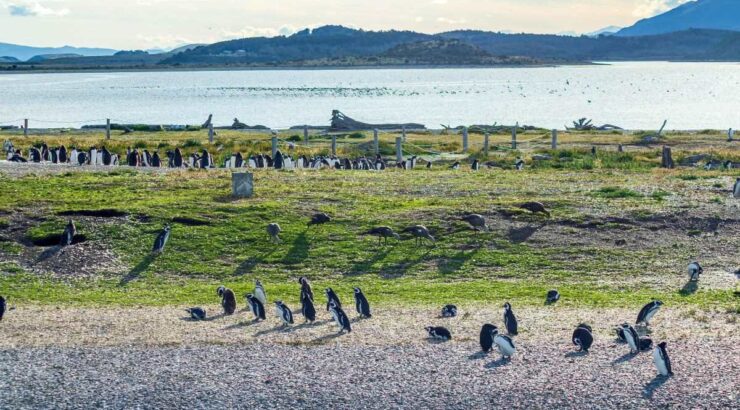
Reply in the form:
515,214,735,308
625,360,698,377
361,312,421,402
591,186,643,199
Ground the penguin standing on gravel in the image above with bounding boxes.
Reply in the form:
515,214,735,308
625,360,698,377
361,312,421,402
325,288,341,311
217,286,237,315
492,327,517,359
246,294,266,321
688,262,703,282
299,276,314,302
480,324,497,352
653,342,674,377
615,323,629,343
329,301,351,333
354,287,372,318
60,219,76,247
185,307,206,320
503,302,518,335
572,323,594,352
254,280,267,306
636,300,663,326
441,304,457,317
425,326,451,341
275,301,294,326
621,323,652,353
300,291,316,323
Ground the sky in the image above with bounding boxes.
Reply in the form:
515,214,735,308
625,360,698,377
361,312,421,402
0,0,691,49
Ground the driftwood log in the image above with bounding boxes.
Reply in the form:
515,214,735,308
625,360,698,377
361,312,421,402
566,118,623,131
442,123,537,134
330,110,425,131
641,120,668,143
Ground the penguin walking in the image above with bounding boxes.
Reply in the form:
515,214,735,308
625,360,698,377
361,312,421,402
546,289,560,304
572,323,594,352
267,223,282,243
185,307,206,320
354,287,372,318
308,213,331,228
440,304,457,318
60,219,76,247
325,288,341,311
503,302,518,335
688,262,703,282
492,327,516,358
515,158,525,171
217,286,237,315
275,301,294,326
620,323,652,353
653,342,674,377
0,295,6,321
254,280,267,306
425,326,451,341
329,301,351,333
636,300,663,326
152,225,171,255
480,324,497,352
246,294,266,321
299,276,313,301
300,291,316,323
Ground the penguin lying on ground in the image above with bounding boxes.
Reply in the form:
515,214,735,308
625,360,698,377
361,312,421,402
572,323,594,352
185,307,206,320
546,289,560,304
441,304,457,318
425,326,451,341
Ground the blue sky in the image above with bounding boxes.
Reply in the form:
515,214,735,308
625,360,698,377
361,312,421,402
0,0,690,49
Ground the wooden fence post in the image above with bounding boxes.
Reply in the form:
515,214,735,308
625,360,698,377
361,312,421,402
395,137,402,162
373,129,379,155
106,119,111,140
729,128,734,142
24,119,28,137
462,127,469,153
402,126,406,142
511,123,517,150
661,146,674,169
484,133,490,156
331,135,337,156
208,123,214,143
271,136,278,157
618,144,624,153
304,125,309,145
551,129,557,149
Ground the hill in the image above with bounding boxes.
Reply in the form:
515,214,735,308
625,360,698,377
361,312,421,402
617,0,740,36
0,42,116,61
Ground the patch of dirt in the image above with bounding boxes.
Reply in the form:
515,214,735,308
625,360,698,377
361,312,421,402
58,209,129,218
171,217,211,226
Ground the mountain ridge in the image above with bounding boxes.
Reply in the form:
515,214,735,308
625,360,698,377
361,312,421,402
617,0,740,36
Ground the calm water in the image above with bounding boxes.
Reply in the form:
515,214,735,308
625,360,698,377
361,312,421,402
0,62,738,130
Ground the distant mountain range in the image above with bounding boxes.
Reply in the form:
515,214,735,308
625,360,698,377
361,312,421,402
0,42,116,61
617,0,740,36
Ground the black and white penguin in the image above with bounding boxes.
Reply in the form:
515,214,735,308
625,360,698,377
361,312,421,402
615,323,628,342
254,280,267,306
620,323,652,353
101,147,112,166
275,301,294,326
142,149,152,167
185,307,206,320
572,323,594,352
301,291,316,323
329,301,351,333
515,158,525,171
151,151,161,167
200,149,211,169
546,289,560,304
450,161,460,170
480,324,497,352
325,288,341,311
492,327,516,358
653,341,673,377
425,326,451,341
471,159,480,171
267,223,281,243
298,276,314,302
235,152,244,168
503,302,518,335
174,148,183,168
58,146,67,163
636,300,663,326
246,294,266,321
77,151,87,165
426,161,432,169
29,147,41,163
441,304,457,318
127,149,139,167
0,295,5,322
688,261,703,282
217,286,237,315
307,213,331,228
274,150,284,169
152,225,170,254
354,287,372,318
60,219,76,247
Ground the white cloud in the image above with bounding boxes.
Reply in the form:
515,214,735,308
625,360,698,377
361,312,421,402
436,17,467,25
431,0,448,4
5,0,69,17
632,0,691,18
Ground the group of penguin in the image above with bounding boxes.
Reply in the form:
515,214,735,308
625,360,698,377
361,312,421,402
185,278,371,335
5,143,121,166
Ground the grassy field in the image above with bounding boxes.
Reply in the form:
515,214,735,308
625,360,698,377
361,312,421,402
0,129,738,311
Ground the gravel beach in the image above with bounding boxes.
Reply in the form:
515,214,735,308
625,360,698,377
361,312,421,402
0,306,737,409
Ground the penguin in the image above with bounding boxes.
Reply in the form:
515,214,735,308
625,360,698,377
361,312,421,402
217,286,237,315
471,159,480,171
734,178,740,198
615,323,628,343
254,280,267,306
142,150,151,167
354,287,372,318
503,302,518,335
688,261,703,282
101,147,112,166
546,289,560,304
480,324,497,352
200,149,211,169
151,151,161,167
572,323,594,352
70,148,78,164
174,148,183,168
636,300,663,326
425,326,451,341
185,307,206,320
450,161,460,170
60,219,76,247
492,327,516,358
653,342,673,377
235,152,244,168
307,213,331,228
274,150,284,169
152,225,170,255
58,146,67,163
127,149,139,167
329,301,351,333
77,152,87,165
300,291,316,323
298,276,314,302
50,148,58,164
325,287,341,311
426,161,432,169
441,304,457,318
246,294,266,321
620,323,652,353
275,301,294,326
515,158,525,171
29,147,41,163
0,295,5,321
